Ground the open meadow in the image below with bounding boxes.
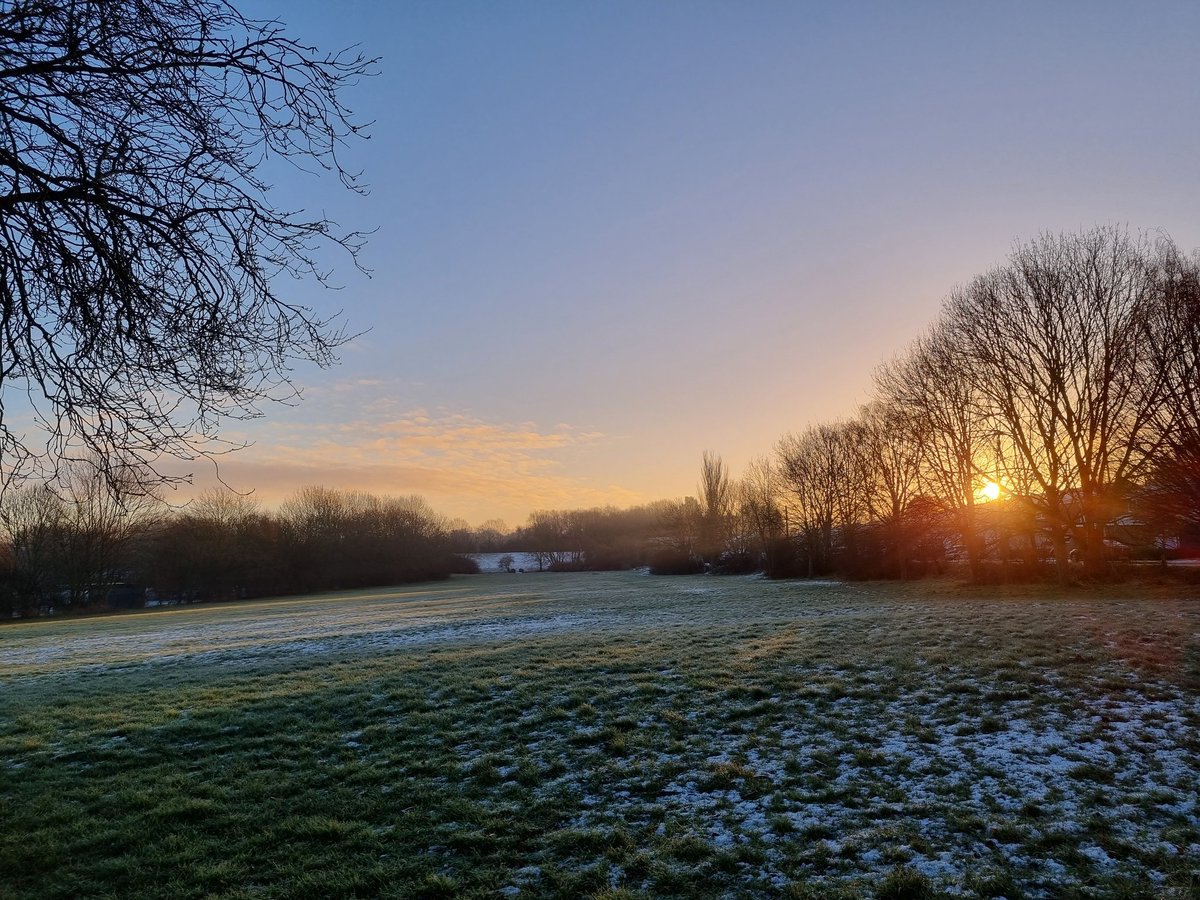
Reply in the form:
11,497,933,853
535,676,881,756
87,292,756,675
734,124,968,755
1,573,1198,899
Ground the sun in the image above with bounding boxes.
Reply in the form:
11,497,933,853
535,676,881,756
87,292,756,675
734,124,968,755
980,480,1002,502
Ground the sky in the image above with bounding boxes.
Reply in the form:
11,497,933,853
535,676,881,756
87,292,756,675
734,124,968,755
197,0,1200,527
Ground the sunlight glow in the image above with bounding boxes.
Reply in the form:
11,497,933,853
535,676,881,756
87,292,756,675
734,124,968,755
980,480,1002,502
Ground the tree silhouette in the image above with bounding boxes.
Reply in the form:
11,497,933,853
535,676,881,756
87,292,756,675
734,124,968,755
874,326,992,579
697,450,731,564
942,227,1168,579
0,0,375,494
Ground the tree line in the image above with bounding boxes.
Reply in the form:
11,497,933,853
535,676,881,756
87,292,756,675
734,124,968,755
517,228,1200,583
3,227,1197,613
0,474,473,617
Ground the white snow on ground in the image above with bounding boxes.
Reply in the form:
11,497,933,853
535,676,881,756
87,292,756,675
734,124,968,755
469,552,545,573
4,574,1198,895
553,660,1200,894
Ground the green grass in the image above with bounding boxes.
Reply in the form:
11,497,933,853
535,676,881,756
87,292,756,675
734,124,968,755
1,573,1199,898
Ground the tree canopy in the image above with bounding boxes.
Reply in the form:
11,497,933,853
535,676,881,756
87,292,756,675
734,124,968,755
0,0,375,494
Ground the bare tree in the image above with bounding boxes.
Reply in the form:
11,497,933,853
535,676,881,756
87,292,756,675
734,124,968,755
60,465,160,604
1136,433,1200,549
856,401,925,578
1,461,158,608
162,489,263,599
524,509,583,570
475,518,510,553
830,418,877,573
697,450,732,564
278,487,450,589
1138,242,1200,546
0,480,65,610
942,227,1168,579
657,496,702,564
777,424,843,576
737,456,783,574
874,326,992,578
1147,241,1200,456
278,485,348,589
0,0,375,494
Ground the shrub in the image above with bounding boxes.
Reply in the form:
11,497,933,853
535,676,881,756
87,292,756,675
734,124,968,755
712,550,757,575
649,550,703,576
444,554,480,574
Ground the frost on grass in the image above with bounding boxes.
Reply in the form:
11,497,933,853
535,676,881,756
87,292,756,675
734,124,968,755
2,573,1198,897
546,660,1198,894
0,594,605,676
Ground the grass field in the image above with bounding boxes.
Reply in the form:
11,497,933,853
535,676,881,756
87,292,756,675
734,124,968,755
1,573,1198,899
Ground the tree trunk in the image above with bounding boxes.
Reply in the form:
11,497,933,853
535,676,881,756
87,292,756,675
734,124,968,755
961,503,983,582
1082,520,1108,579
1051,528,1071,586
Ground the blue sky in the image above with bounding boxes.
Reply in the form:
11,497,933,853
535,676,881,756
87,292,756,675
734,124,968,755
214,0,1200,525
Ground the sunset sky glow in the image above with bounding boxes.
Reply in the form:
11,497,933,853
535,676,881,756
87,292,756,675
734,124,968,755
202,0,1200,526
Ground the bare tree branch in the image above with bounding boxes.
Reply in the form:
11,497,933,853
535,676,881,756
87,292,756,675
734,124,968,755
0,0,376,496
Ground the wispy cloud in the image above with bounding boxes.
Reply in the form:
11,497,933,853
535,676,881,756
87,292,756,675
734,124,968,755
182,398,642,525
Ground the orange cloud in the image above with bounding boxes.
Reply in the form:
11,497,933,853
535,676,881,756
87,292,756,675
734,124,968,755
171,405,644,525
